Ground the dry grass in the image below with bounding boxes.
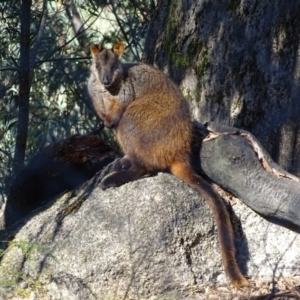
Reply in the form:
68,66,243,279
185,277,300,300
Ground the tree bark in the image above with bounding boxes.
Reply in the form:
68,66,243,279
13,0,32,177
144,0,300,176
65,0,89,50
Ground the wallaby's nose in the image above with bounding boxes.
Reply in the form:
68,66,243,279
102,76,110,86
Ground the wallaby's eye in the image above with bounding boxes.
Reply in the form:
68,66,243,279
95,63,100,69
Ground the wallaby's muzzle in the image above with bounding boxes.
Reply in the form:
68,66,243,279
101,75,111,86
101,70,112,86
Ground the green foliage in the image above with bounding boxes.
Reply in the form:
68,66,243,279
0,0,156,204
0,239,48,261
0,238,51,298
10,240,47,260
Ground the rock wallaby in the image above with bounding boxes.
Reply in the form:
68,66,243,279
88,42,249,287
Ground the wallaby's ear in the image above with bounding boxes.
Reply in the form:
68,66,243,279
112,43,125,59
90,44,102,57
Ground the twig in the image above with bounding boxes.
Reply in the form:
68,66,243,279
30,0,48,71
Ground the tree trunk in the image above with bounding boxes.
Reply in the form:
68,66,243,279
143,0,300,176
12,0,32,177
65,0,89,51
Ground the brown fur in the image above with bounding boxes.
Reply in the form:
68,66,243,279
88,43,249,287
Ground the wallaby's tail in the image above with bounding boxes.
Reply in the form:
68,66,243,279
170,161,249,287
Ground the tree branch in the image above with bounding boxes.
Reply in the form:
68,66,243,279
39,10,100,66
30,0,48,70
0,67,18,72
108,0,139,60
36,56,91,64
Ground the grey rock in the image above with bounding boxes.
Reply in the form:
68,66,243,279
0,173,299,299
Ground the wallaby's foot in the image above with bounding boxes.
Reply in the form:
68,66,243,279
99,173,122,190
100,164,146,190
112,157,132,171
99,171,139,190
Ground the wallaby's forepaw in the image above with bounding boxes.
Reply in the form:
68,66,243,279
104,120,116,129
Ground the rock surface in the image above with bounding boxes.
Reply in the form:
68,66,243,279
0,173,299,299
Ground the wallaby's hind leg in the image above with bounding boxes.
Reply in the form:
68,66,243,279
100,159,146,190
110,157,132,172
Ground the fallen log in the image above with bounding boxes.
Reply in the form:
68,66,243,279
194,121,300,230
